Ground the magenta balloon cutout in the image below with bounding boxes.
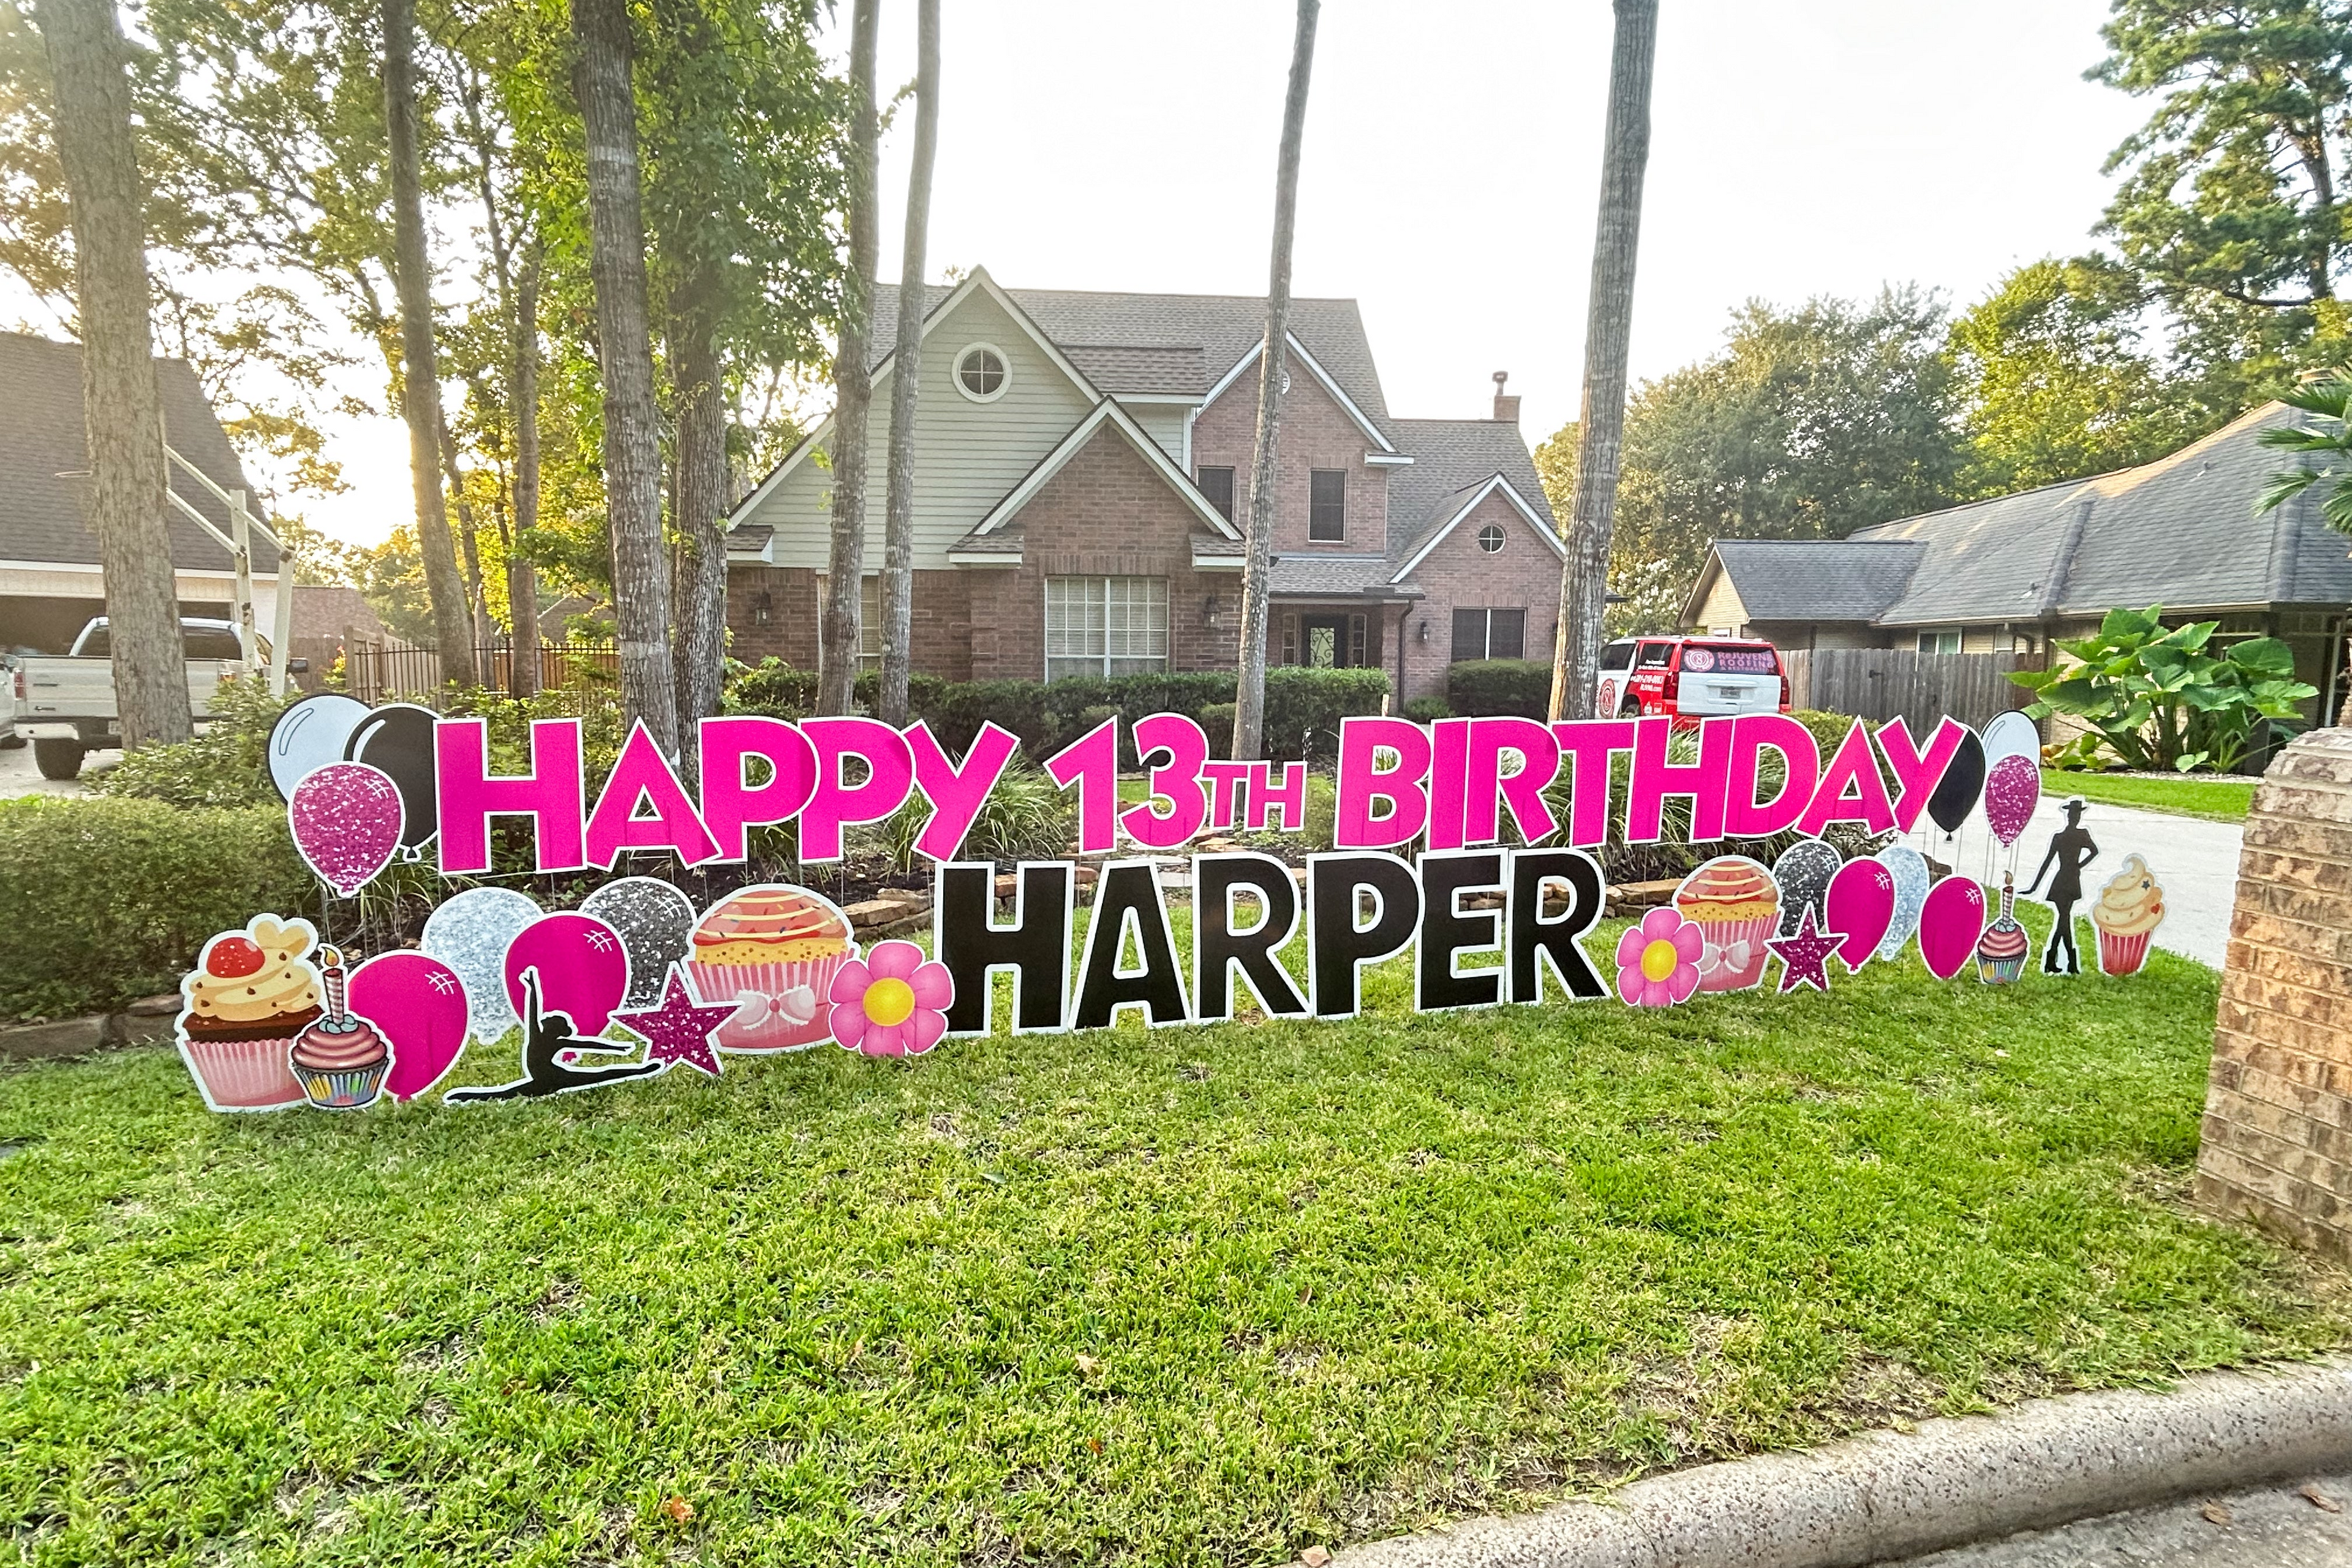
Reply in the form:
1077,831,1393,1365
502,913,630,1038
1824,856,1896,973
353,951,470,1102
1983,753,2041,848
1918,876,1989,981
287,761,404,897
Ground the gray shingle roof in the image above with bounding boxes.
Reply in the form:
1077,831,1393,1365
1848,402,2352,622
1269,553,1398,597
1383,418,1558,576
869,278,1393,437
1710,540,1927,622
1060,345,1205,396
0,331,279,575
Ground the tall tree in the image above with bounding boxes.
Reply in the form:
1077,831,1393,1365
2095,0,2352,323
571,0,677,748
385,0,478,685
817,0,879,717
877,0,939,728
505,244,545,692
1232,0,1319,762
30,0,190,747
1548,0,1659,723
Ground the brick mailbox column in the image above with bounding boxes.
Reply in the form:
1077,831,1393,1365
2198,726,2352,1258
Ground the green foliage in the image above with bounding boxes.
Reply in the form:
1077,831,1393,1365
0,797,312,1019
871,761,1076,872
1197,703,1238,756
2256,372,2352,536
1400,696,1452,724
1950,256,2220,495
1445,660,1553,718
2010,605,2317,772
89,677,299,809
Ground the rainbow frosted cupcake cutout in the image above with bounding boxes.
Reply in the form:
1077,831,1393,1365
289,946,392,1109
1672,856,1781,993
1976,876,2029,985
684,884,858,1052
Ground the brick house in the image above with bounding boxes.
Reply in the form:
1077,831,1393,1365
723,268,1562,703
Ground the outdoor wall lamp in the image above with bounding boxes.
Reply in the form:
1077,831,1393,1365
753,591,773,626
1417,620,1430,644
1202,593,1219,627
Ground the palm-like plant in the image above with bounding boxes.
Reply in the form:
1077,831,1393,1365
2256,376,2352,724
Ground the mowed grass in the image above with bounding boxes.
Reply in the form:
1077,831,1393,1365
2045,768,2258,823
2,899,2345,1567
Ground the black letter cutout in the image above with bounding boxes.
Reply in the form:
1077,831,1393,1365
1071,860,1191,1029
1193,851,1309,1022
1306,851,1422,1019
936,862,1072,1035
1417,850,1506,1011
1509,848,1607,1003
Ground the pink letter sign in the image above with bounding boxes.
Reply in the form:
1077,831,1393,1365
435,717,587,875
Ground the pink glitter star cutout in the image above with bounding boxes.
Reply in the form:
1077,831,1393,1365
1767,906,1843,995
611,965,740,1078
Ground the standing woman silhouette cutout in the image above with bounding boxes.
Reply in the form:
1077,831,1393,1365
2022,797,2099,975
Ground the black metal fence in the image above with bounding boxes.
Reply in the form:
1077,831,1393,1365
336,641,621,707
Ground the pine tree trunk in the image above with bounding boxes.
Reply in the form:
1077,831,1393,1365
1233,0,1319,761
877,0,940,728
32,0,191,749
818,0,880,717
668,291,730,763
1547,0,1657,723
507,246,544,697
384,0,478,689
571,0,677,750
439,411,491,649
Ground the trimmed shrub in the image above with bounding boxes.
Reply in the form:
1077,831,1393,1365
1261,666,1389,758
724,657,821,718
1447,658,1553,718
1401,696,1451,724
1198,703,1237,758
0,797,314,1020
91,675,297,809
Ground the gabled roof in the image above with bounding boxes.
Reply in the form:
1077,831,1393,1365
1850,401,2352,622
1061,345,1205,397
1199,333,1399,455
0,331,280,576
1382,418,1558,579
1387,473,1562,582
1692,539,1927,625
960,396,1240,544
867,281,1393,437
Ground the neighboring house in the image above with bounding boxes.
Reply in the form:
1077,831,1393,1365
0,331,282,654
722,268,1562,703
1678,402,2352,723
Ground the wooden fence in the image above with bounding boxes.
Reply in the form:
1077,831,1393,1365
1781,648,2038,734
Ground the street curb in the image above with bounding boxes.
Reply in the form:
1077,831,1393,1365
1337,1359,2352,1568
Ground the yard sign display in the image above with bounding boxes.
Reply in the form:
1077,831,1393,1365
174,698,2171,1114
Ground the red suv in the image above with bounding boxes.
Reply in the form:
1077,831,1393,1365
1596,636,1790,722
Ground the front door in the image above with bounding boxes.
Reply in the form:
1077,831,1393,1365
1300,613,1362,668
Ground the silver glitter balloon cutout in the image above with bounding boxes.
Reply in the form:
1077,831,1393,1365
580,876,698,1008
1772,838,1844,937
1877,845,1931,962
421,886,542,1043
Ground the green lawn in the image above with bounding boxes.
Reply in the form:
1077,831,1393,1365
2044,768,2258,823
2,902,2343,1567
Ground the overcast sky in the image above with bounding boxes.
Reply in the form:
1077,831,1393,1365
183,0,2157,543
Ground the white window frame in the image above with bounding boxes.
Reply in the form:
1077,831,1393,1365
1916,627,1962,655
1476,522,1506,554
1044,576,1169,681
954,342,1011,403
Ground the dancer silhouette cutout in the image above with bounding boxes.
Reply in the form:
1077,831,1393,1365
444,968,665,1103
2022,797,2099,975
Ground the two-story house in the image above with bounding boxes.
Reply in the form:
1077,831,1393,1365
722,268,1562,704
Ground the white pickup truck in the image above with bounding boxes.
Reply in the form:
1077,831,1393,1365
13,617,298,780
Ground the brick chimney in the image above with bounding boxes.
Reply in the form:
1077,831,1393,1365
1491,371,1519,424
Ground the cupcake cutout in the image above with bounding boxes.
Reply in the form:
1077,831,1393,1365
176,916,325,1113
2092,854,2165,976
1672,856,1780,992
685,884,858,1052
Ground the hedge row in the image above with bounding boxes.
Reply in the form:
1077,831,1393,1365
0,797,314,1020
726,662,1390,762
1446,659,1555,718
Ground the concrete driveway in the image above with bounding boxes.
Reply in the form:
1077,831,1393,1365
0,740,98,799
1914,791,2241,970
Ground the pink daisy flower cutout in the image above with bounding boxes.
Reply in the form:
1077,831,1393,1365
1615,906,1704,1008
828,940,954,1057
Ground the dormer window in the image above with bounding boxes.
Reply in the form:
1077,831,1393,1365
955,344,1009,402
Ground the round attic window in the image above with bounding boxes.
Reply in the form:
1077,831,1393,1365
1477,522,1505,554
955,343,1008,402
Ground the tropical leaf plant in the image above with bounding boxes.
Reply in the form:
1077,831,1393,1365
2009,605,2316,773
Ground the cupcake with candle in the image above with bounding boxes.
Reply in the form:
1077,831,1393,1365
176,917,323,1112
2092,855,2166,976
1975,875,2029,984
289,946,392,1108
1672,856,1780,992
685,884,856,1051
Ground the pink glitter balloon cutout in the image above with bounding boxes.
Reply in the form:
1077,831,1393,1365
287,761,404,897
1983,752,2041,848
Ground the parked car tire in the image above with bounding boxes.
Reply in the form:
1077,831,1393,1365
0,734,23,750
32,738,85,781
